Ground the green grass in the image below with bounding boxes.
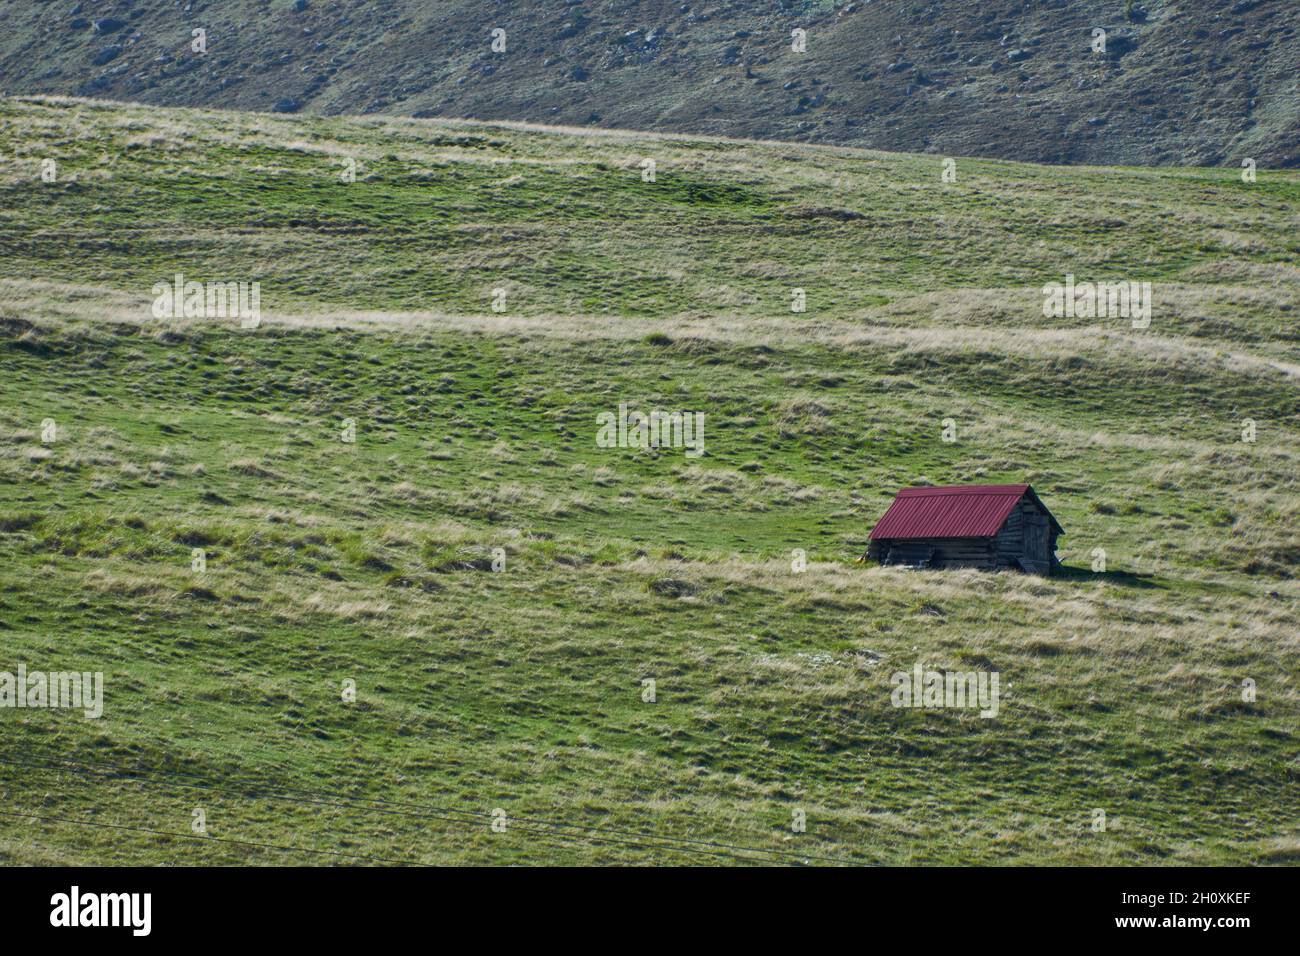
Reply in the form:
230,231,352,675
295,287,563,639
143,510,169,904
0,96,1296,865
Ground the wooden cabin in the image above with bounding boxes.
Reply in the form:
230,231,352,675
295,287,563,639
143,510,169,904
865,484,1063,575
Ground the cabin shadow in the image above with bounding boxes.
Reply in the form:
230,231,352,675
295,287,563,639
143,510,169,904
1054,564,1167,590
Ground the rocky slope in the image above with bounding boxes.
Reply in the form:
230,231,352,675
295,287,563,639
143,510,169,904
0,0,1296,166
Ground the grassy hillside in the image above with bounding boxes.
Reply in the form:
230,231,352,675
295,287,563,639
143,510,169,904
0,95,1297,865
0,0,1297,168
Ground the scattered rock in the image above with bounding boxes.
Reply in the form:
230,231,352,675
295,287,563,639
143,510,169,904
92,17,125,35
271,97,300,113
1107,34,1137,57
649,578,697,598
557,18,588,40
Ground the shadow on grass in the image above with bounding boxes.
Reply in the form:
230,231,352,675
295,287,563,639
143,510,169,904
1055,565,1167,590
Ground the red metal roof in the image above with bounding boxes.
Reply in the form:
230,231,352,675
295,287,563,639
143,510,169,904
869,484,1040,540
